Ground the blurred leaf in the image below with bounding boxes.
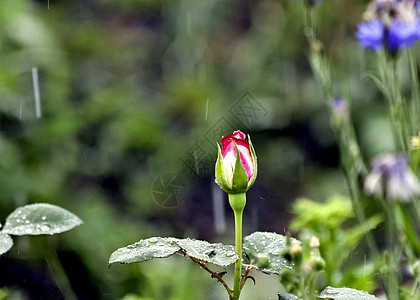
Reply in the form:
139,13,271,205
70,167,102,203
242,232,301,275
0,232,13,255
109,237,239,268
364,72,390,101
2,203,83,236
290,195,353,231
318,286,379,300
0,289,9,300
121,294,153,300
343,214,382,249
278,291,302,300
340,262,376,293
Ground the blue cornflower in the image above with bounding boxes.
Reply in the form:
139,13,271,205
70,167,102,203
364,154,420,201
356,19,384,51
387,19,418,51
356,18,418,53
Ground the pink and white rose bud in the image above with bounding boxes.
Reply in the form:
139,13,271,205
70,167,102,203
215,130,257,194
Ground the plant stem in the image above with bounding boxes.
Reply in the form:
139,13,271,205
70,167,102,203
408,49,420,132
183,252,233,298
233,210,243,299
228,193,246,300
377,197,400,300
378,51,408,152
240,266,253,290
304,3,315,45
45,240,78,300
345,172,379,258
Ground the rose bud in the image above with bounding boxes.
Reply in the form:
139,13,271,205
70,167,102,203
215,130,257,194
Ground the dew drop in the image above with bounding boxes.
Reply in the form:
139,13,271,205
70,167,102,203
40,224,50,232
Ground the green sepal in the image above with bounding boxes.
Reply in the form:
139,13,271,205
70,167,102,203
215,143,232,193
230,141,249,193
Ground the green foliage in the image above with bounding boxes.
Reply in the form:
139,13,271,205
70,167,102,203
291,195,381,291
318,286,379,300
0,203,82,256
278,291,302,300
120,295,153,300
0,233,13,255
242,232,301,275
109,237,239,268
2,203,82,236
291,195,353,231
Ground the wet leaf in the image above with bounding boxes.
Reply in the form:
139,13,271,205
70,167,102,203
109,237,239,268
278,291,302,300
176,238,238,267
0,232,13,255
2,203,83,236
109,237,180,265
318,287,379,300
242,231,301,274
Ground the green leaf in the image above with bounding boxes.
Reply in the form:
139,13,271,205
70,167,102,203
318,287,379,300
2,203,83,236
0,232,13,255
290,196,353,231
364,72,390,100
109,237,180,265
278,291,302,300
175,238,238,267
242,232,301,274
109,237,239,268
215,143,231,193
343,214,382,250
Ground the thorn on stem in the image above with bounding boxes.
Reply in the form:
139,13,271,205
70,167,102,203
212,271,227,279
245,276,256,285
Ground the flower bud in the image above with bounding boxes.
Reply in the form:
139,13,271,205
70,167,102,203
309,236,320,249
311,255,326,271
215,130,257,194
331,97,348,122
411,132,420,149
290,243,303,257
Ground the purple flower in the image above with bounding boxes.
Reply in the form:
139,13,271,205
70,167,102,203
356,18,419,53
356,19,384,51
387,20,418,51
364,154,420,201
416,19,420,39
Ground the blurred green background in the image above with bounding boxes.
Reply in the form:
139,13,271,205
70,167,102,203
0,0,402,299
